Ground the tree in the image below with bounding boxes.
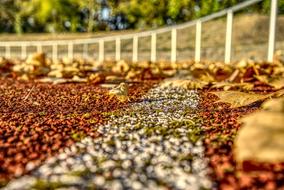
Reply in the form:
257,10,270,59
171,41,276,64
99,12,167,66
109,0,196,29
0,0,23,33
1,0,284,33
18,0,84,33
196,0,221,17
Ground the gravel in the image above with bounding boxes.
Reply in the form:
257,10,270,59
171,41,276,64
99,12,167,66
3,86,212,190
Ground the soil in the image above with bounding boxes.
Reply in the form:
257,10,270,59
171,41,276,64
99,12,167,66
0,78,158,184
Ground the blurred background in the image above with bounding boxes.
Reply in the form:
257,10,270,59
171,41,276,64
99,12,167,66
0,0,284,61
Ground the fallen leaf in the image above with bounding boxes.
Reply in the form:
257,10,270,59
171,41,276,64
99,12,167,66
210,89,284,108
211,82,254,91
228,69,240,82
269,77,284,89
112,60,130,74
199,72,215,83
262,97,284,112
235,97,284,164
254,75,269,84
109,82,129,102
88,73,105,84
210,91,269,108
161,79,208,89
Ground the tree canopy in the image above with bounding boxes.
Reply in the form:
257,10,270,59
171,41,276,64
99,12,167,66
0,0,283,33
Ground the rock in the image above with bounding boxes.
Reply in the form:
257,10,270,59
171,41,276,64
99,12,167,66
132,181,143,190
25,162,37,171
59,175,82,185
5,176,36,190
93,176,105,186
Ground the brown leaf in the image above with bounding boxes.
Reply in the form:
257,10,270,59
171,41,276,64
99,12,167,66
211,89,284,108
109,82,129,102
269,77,284,90
210,91,269,108
161,79,208,89
235,97,284,164
211,82,254,91
262,97,284,112
254,75,269,84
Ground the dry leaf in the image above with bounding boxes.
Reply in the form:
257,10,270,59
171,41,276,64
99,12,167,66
235,97,284,164
109,82,129,102
228,69,240,82
235,111,284,163
48,70,63,78
26,52,46,66
112,60,130,74
272,88,284,97
211,82,253,91
71,75,87,83
161,79,208,89
125,69,142,80
254,75,269,84
269,77,284,89
88,73,105,84
161,69,177,77
199,72,215,83
210,91,269,108
211,89,284,108
262,97,284,112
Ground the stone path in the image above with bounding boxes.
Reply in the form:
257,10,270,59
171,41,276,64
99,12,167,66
4,86,212,190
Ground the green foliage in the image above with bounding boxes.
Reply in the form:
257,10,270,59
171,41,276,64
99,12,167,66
19,0,83,32
0,0,283,33
109,0,196,28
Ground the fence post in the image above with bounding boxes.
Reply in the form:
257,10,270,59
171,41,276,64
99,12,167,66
225,10,233,63
151,32,157,62
99,40,104,62
171,28,177,62
21,44,27,59
68,42,74,59
5,45,11,58
83,43,88,58
37,44,42,53
195,20,202,62
52,43,58,61
132,35,139,62
268,0,278,62
115,37,121,61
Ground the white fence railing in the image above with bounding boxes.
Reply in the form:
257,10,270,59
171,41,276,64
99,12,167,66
0,0,278,63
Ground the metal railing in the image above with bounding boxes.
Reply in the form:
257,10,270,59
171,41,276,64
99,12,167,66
0,0,278,63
